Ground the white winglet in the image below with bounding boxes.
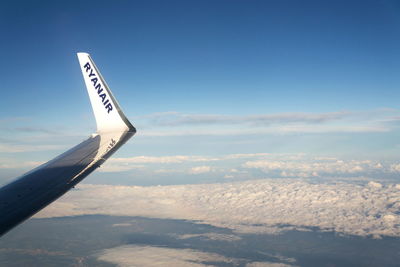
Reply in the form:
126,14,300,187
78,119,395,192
77,53,135,133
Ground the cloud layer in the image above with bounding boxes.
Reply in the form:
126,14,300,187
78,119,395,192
97,245,233,267
132,109,398,136
97,245,295,267
37,179,400,238
141,111,351,127
97,153,399,184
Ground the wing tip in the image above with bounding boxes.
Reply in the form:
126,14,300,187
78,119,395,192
77,53,136,134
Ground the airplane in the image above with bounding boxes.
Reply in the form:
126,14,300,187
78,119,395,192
0,53,136,237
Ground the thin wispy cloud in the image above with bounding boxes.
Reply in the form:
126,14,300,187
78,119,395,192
0,144,66,153
0,160,43,169
13,127,59,135
141,111,352,126
127,109,400,137
0,117,30,124
136,109,399,127
176,233,242,242
0,117,57,134
97,245,234,267
139,124,389,137
96,245,296,267
110,155,216,164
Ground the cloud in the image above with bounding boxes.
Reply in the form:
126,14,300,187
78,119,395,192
0,160,43,169
37,179,400,238
109,155,217,164
96,245,296,267
189,166,212,174
0,117,28,123
0,144,65,153
98,164,145,173
246,262,295,267
141,111,351,127
97,153,395,181
112,223,134,227
0,248,67,257
132,109,398,136
224,153,270,159
13,127,59,135
3,152,397,182
99,153,279,174
97,245,233,267
99,155,219,173
243,159,383,177
139,125,388,137
368,181,383,189
176,233,242,242
390,163,400,172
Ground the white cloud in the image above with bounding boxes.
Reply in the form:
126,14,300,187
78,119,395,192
112,223,133,227
176,233,242,242
37,179,400,238
224,153,270,159
99,155,220,173
390,163,400,172
98,153,272,174
97,245,233,267
243,159,382,177
2,152,397,183
246,262,295,267
154,169,183,174
110,155,215,164
96,245,296,267
373,163,383,169
94,153,393,180
368,181,383,188
189,166,212,174
98,164,145,173
98,155,220,173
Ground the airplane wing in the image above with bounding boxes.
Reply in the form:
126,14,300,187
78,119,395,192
0,53,136,237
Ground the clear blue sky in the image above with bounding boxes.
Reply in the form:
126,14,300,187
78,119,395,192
1,0,400,185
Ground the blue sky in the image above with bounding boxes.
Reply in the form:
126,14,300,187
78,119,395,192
1,0,400,185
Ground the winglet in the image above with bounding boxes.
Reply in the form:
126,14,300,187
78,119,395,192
77,53,136,134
